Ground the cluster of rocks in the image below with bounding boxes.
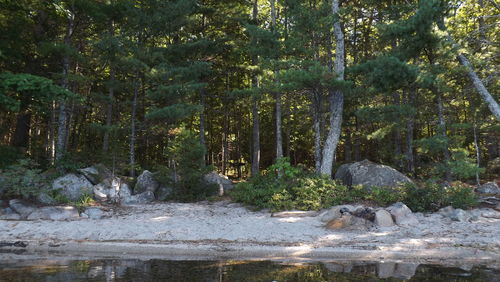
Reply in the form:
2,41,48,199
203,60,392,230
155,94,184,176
0,199,109,221
0,164,234,221
37,165,233,207
438,205,500,222
321,202,418,230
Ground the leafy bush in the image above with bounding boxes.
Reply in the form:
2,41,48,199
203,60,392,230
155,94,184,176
160,128,216,202
403,181,477,212
231,158,350,211
0,159,48,199
231,159,478,212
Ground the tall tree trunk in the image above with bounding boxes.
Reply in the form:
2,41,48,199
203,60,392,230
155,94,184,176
393,93,403,169
320,0,345,176
199,86,207,163
344,125,352,162
251,0,260,177
103,66,115,153
473,120,481,185
270,0,283,161
437,93,452,181
405,87,416,175
55,9,74,162
129,77,139,178
312,89,322,173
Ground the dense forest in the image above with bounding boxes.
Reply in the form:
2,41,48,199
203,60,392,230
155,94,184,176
0,0,498,186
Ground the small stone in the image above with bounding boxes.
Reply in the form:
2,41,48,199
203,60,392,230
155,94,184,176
9,199,37,219
374,210,394,227
386,202,418,226
476,182,500,195
326,215,353,230
449,209,469,222
84,207,106,219
320,205,355,222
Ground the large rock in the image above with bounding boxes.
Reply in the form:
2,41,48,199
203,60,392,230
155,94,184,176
78,164,113,185
386,202,418,225
476,182,500,195
204,172,233,195
9,199,37,219
334,160,414,189
374,209,395,227
121,191,155,205
155,185,173,201
52,173,93,201
27,206,79,221
93,178,130,203
134,170,160,194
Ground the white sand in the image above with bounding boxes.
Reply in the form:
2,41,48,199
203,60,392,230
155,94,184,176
1,201,499,261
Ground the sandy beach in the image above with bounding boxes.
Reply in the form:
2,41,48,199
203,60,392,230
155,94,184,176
1,201,499,263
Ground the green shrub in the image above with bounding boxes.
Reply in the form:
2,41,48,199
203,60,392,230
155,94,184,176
0,159,48,199
231,159,350,211
403,181,477,212
160,128,216,202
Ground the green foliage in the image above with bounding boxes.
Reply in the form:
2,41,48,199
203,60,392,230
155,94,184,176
162,128,216,202
0,159,47,200
0,145,22,169
231,159,350,211
447,150,484,180
403,181,477,212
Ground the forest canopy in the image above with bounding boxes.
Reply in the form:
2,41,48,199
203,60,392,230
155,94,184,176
0,0,498,183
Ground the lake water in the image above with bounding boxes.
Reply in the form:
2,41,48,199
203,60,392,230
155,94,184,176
0,256,499,281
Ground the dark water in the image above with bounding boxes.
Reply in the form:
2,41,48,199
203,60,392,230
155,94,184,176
0,257,499,282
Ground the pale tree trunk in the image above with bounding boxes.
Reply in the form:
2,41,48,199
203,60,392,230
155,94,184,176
437,93,452,181
199,87,207,157
270,0,283,161
56,9,74,162
103,66,115,152
320,0,345,176
103,22,116,153
441,32,500,120
312,89,322,173
473,120,481,185
251,0,260,177
129,77,139,178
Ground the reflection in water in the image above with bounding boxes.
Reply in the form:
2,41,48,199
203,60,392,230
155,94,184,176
0,258,498,281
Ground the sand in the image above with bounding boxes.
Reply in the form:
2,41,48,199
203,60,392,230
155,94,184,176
0,201,499,262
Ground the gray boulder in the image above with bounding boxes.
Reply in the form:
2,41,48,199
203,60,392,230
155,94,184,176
0,207,21,220
386,202,418,225
374,209,395,227
134,170,160,194
121,191,155,205
438,206,471,222
334,160,414,189
204,172,233,195
476,182,500,195
77,164,113,185
82,207,108,219
27,206,79,220
9,199,37,219
52,173,93,201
